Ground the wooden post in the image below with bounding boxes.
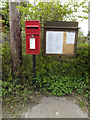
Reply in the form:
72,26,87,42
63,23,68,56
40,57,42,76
9,2,22,77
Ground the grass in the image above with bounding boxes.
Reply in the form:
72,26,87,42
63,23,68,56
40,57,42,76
2,91,43,118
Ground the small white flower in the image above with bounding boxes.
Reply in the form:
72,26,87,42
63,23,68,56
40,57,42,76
56,112,59,115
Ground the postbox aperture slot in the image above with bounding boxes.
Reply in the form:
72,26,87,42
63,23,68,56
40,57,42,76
27,27,38,29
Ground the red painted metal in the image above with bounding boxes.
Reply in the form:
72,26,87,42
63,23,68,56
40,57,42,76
25,20,41,55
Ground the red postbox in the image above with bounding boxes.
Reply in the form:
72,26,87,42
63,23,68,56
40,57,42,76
25,20,41,55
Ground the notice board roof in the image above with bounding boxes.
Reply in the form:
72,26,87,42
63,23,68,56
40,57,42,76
44,21,79,30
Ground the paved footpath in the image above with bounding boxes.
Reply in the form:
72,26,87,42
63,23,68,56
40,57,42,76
25,96,89,118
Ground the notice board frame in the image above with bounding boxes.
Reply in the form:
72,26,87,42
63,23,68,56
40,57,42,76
44,21,79,56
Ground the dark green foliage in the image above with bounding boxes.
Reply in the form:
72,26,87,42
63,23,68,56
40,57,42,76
60,43,88,78
2,43,12,78
2,42,33,98
2,42,89,103
35,43,89,97
1,2,9,33
1,2,28,33
48,76,86,97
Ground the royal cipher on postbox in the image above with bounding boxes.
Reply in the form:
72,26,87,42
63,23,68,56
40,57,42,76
25,20,41,55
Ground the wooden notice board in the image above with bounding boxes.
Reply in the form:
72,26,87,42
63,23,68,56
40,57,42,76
44,21,79,56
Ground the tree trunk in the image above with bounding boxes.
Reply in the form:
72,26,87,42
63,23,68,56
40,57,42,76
9,2,22,77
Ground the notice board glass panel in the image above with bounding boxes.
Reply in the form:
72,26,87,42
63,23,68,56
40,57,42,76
66,32,75,44
46,31,64,54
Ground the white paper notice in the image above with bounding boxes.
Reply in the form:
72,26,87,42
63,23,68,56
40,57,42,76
46,31,64,54
30,38,35,49
66,32,75,44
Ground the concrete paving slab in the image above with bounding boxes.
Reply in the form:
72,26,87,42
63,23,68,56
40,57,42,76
25,96,88,118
